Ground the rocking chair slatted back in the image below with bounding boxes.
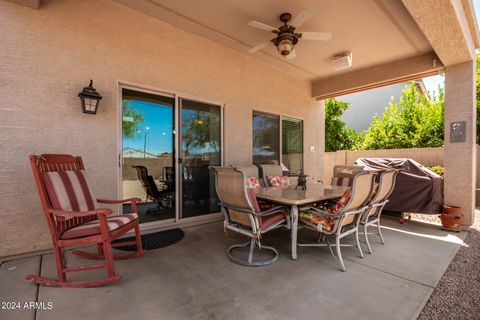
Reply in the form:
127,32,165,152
30,154,98,237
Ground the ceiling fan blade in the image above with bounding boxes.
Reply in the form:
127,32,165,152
291,7,316,29
248,40,272,53
248,20,277,32
286,49,296,60
301,32,333,41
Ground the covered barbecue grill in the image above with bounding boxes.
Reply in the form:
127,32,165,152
354,158,443,214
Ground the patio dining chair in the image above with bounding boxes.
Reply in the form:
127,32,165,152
360,170,398,254
132,165,174,210
259,164,289,187
27,154,144,288
211,166,289,266
298,171,376,271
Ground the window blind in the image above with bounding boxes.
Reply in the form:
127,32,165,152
252,112,280,164
282,117,303,175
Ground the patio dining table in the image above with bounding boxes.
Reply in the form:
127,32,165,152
255,183,347,260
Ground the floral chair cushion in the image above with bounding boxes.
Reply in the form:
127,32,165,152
299,211,335,232
267,175,290,188
246,176,277,211
299,187,352,232
246,176,261,189
331,188,352,214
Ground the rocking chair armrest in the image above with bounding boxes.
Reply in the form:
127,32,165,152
96,198,141,204
255,205,289,217
49,208,113,218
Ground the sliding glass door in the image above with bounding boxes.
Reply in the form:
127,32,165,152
180,98,222,218
122,88,176,223
121,86,222,224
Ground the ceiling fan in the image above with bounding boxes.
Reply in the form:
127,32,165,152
247,7,332,59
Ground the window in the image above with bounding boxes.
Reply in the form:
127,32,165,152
252,111,280,164
252,111,303,175
282,116,303,175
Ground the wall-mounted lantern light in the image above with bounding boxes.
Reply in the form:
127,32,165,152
78,80,103,114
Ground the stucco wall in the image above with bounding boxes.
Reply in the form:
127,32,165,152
0,0,323,257
325,146,480,208
324,147,444,184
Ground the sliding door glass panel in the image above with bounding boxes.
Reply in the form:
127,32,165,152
122,88,175,223
252,111,280,164
180,99,221,218
282,116,303,175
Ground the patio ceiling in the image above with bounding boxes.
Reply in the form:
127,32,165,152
112,0,433,81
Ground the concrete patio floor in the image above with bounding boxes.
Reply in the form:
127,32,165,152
0,216,467,320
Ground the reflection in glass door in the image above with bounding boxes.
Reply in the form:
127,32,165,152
121,88,175,223
180,99,222,218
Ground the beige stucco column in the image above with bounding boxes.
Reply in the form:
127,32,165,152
318,99,326,181
444,60,477,227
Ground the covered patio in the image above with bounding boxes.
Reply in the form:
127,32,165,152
1,217,467,320
1,0,479,319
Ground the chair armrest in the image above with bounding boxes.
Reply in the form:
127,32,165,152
97,198,141,214
338,206,369,217
308,208,334,218
255,205,289,217
50,208,113,218
301,206,336,218
370,199,388,208
97,198,141,204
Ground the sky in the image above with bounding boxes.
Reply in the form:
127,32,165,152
123,100,174,155
423,0,480,96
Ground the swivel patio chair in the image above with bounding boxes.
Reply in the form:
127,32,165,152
27,154,144,288
211,166,289,266
298,171,376,271
361,170,398,254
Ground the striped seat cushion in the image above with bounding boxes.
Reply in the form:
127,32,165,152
331,177,353,187
42,170,98,217
60,213,138,239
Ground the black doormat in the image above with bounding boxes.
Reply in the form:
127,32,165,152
112,228,184,251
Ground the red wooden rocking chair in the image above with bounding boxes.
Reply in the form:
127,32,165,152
27,154,145,288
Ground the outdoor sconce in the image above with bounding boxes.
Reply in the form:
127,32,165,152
78,80,103,114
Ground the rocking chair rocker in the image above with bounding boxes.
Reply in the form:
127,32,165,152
27,154,145,288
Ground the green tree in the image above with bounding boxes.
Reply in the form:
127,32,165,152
182,110,220,157
122,101,144,139
325,98,359,151
359,83,444,150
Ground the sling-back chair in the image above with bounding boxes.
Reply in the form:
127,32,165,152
132,165,174,210
361,170,398,253
27,154,144,288
298,171,376,271
258,164,284,187
211,166,289,266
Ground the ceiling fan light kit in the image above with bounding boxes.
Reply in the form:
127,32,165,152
247,7,332,59
333,52,353,71
277,39,294,55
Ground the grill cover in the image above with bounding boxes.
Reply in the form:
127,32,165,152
354,158,443,214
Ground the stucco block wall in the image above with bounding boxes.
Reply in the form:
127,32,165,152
323,147,444,184
0,0,323,257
